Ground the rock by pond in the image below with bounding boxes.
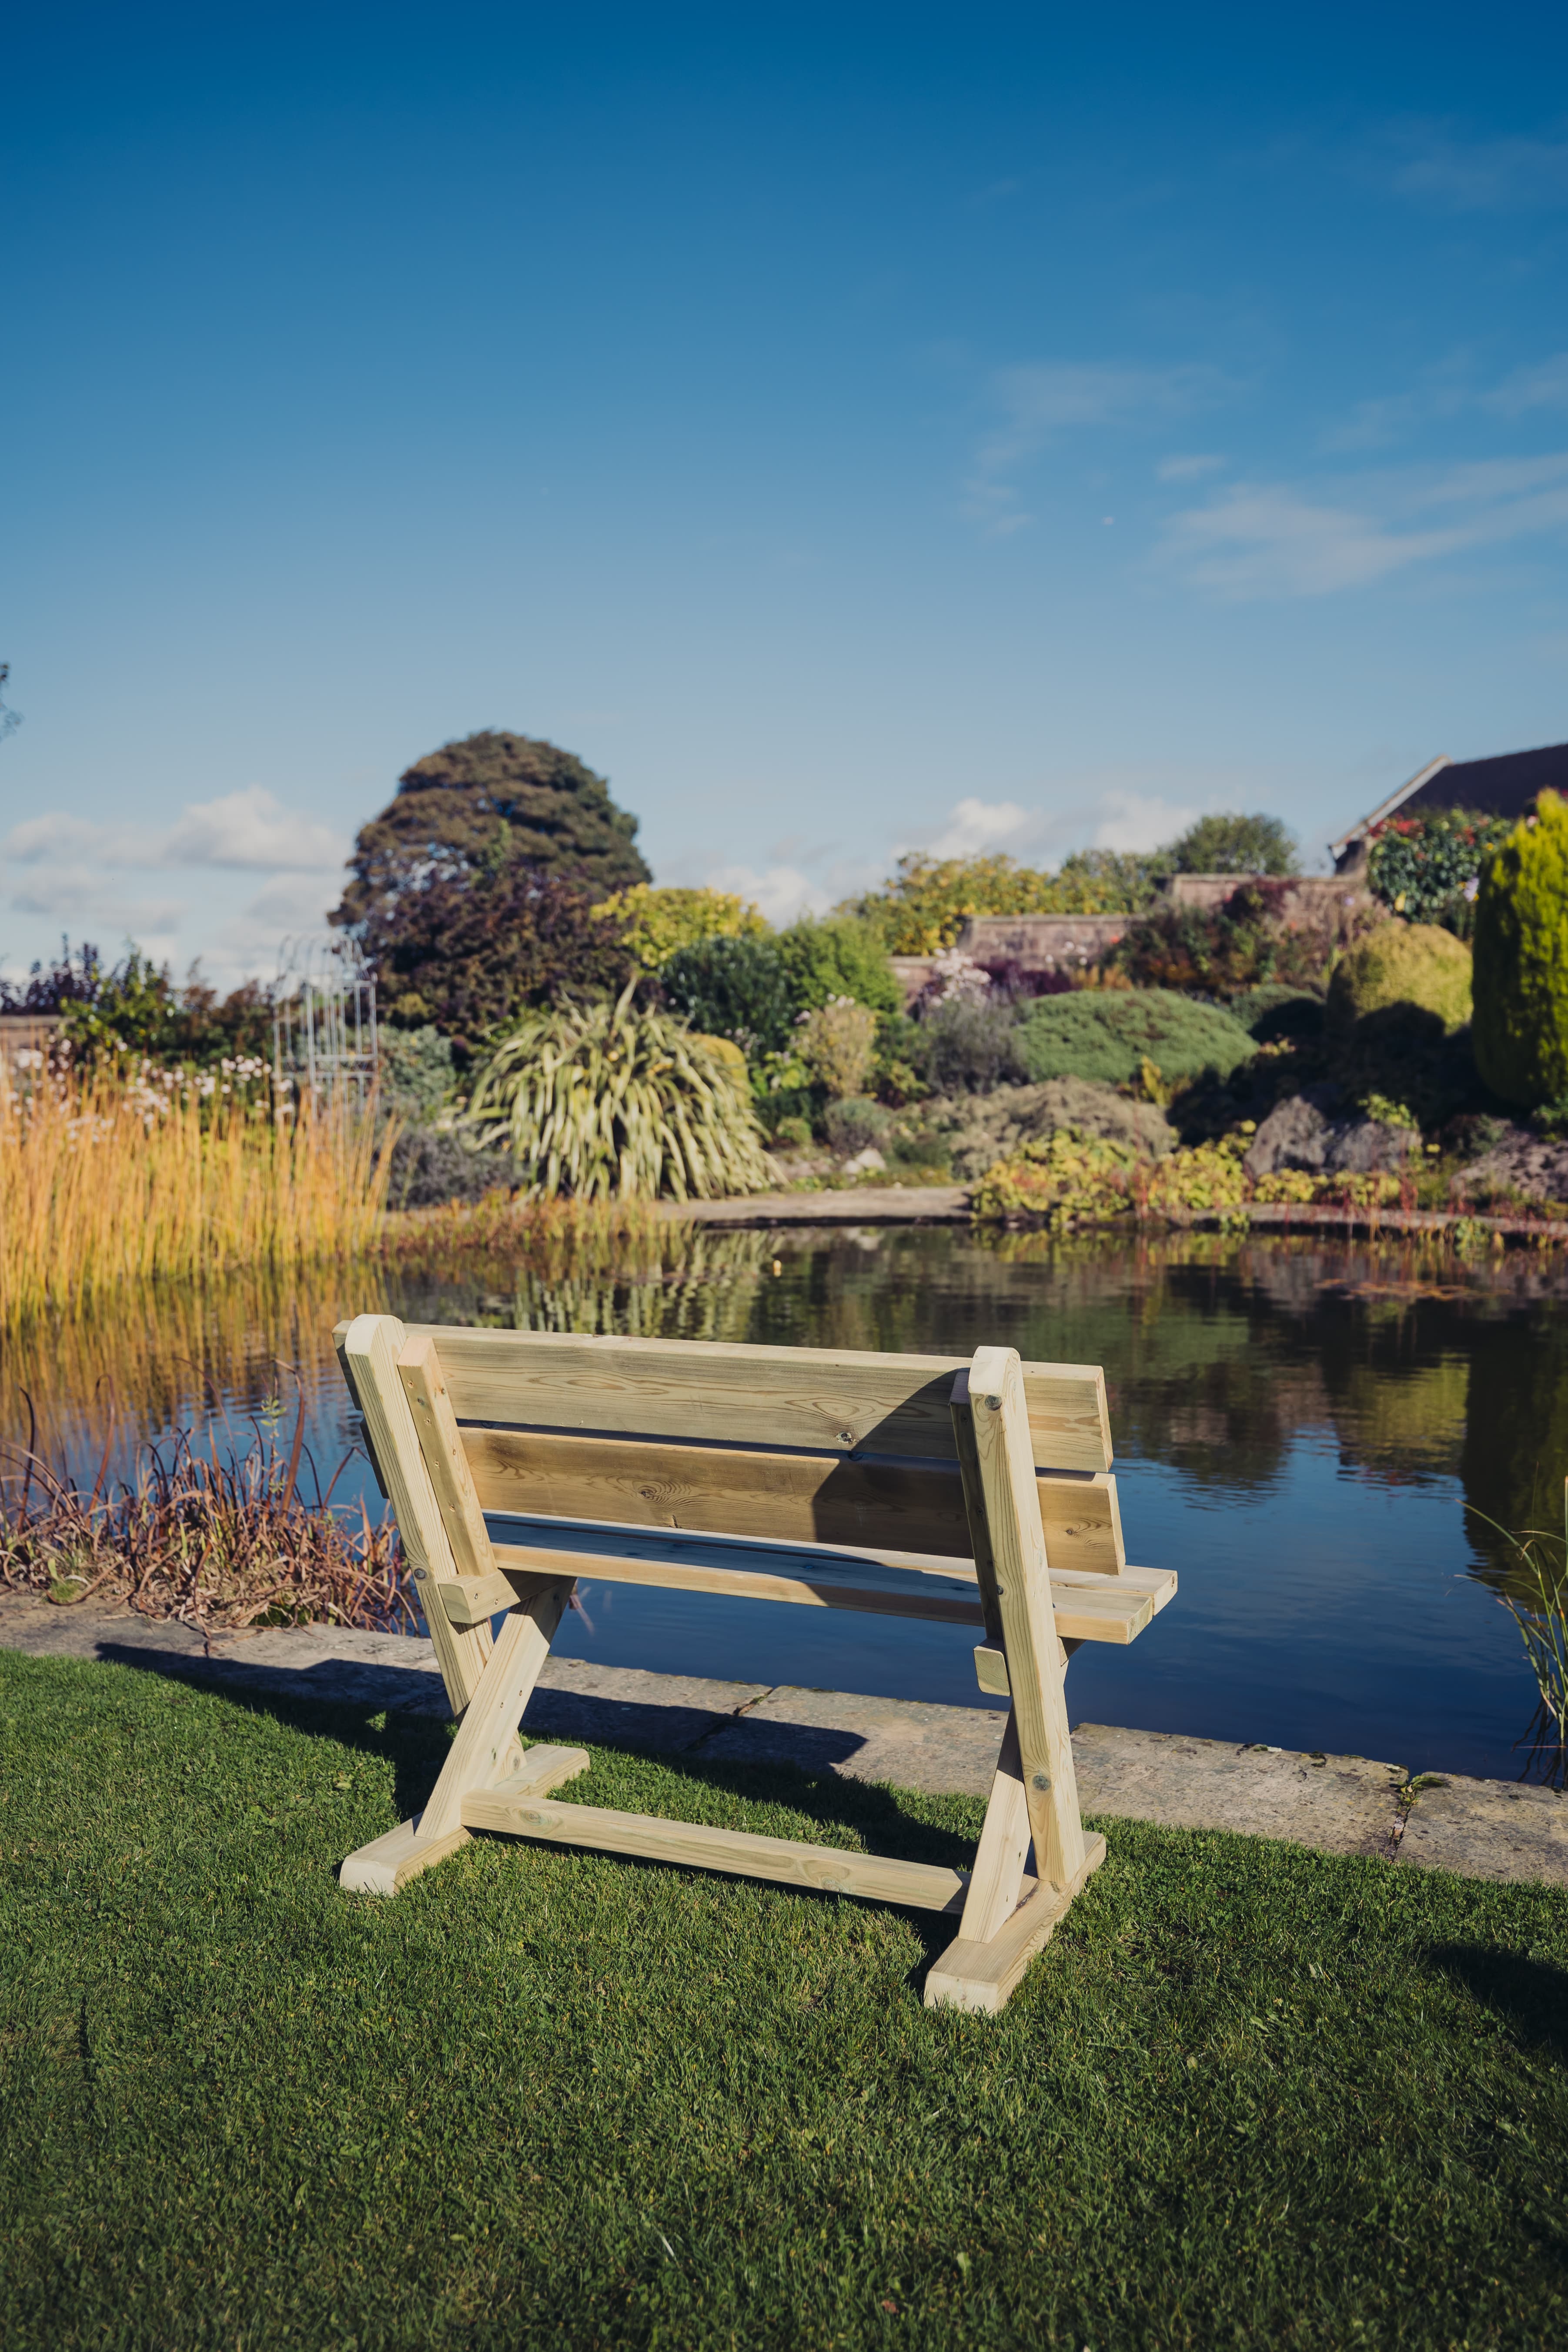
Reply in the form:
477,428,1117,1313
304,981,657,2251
1243,1087,1420,1179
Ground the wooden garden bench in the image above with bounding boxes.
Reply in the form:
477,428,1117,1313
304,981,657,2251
333,1315,1175,2014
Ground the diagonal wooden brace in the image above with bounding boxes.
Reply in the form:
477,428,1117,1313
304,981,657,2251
416,1578,572,1842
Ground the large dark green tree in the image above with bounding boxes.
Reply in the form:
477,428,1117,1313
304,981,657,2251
367,867,637,1053
333,730,651,933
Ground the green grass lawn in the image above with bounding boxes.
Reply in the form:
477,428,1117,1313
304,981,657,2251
2,1649,1566,2351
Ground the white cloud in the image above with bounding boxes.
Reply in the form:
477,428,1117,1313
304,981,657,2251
1159,451,1568,599
0,785,351,989
925,797,1034,856
211,875,344,981
6,864,188,937
1090,790,1204,853
701,862,833,927
966,360,1232,534
1484,353,1568,416
163,786,346,870
1157,453,1226,482
1392,133,1568,213
1320,354,1568,452
3,786,347,872
3,814,107,863
898,782,1231,873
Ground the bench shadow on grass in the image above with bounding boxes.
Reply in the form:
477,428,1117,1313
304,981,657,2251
94,1642,977,1977
1424,1944,1568,2064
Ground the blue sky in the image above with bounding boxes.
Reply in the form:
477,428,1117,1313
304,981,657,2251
2,0,1566,985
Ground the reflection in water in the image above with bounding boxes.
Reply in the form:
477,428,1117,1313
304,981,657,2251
5,1225,1566,1776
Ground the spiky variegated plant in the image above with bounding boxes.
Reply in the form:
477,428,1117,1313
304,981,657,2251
458,987,773,1201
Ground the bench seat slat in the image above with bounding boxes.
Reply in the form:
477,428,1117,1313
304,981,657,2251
459,1425,1124,1575
409,1326,1112,1473
450,1517,1174,1642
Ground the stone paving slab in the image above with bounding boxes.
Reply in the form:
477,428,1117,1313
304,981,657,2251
522,1658,772,1756
1072,1722,1408,1860
699,1683,1008,1795
656,1185,970,1227
1397,1771,1568,1889
0,1598,768,1748
5,1595,1566,1889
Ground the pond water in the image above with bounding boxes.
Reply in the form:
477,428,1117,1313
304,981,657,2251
5,1223,1564,1780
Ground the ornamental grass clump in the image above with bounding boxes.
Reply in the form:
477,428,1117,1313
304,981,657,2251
459,987,773,1200
1466,1478,1568,1780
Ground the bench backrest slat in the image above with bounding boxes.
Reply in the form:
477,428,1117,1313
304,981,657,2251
461,1425,1124,1574
408,1326,1112,1474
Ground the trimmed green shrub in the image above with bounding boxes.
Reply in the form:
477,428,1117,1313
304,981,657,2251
1326,922,1472,1037
822,1096,892,1154
1473,792,1568,1107
778,917,901,1015
911,998,1030,1095
1227,985,1324,1043
1013,990,1256,1091
660,933,793,1055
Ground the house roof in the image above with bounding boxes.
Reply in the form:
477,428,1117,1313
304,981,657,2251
1330,739,1568,858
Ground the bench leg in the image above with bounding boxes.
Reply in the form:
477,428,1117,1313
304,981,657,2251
340,1812,473,1897
925,1833,1107,2013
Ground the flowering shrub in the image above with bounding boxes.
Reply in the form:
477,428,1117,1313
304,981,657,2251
1366,806,1515,936
968,1130,1138,1231
918,948,993,1009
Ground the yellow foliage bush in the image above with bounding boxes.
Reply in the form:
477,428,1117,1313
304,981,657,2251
592,884,770,973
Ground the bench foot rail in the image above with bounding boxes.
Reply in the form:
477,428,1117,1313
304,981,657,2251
461,1787,971,1913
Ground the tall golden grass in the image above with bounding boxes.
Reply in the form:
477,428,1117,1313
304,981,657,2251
0,1061,394,1324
